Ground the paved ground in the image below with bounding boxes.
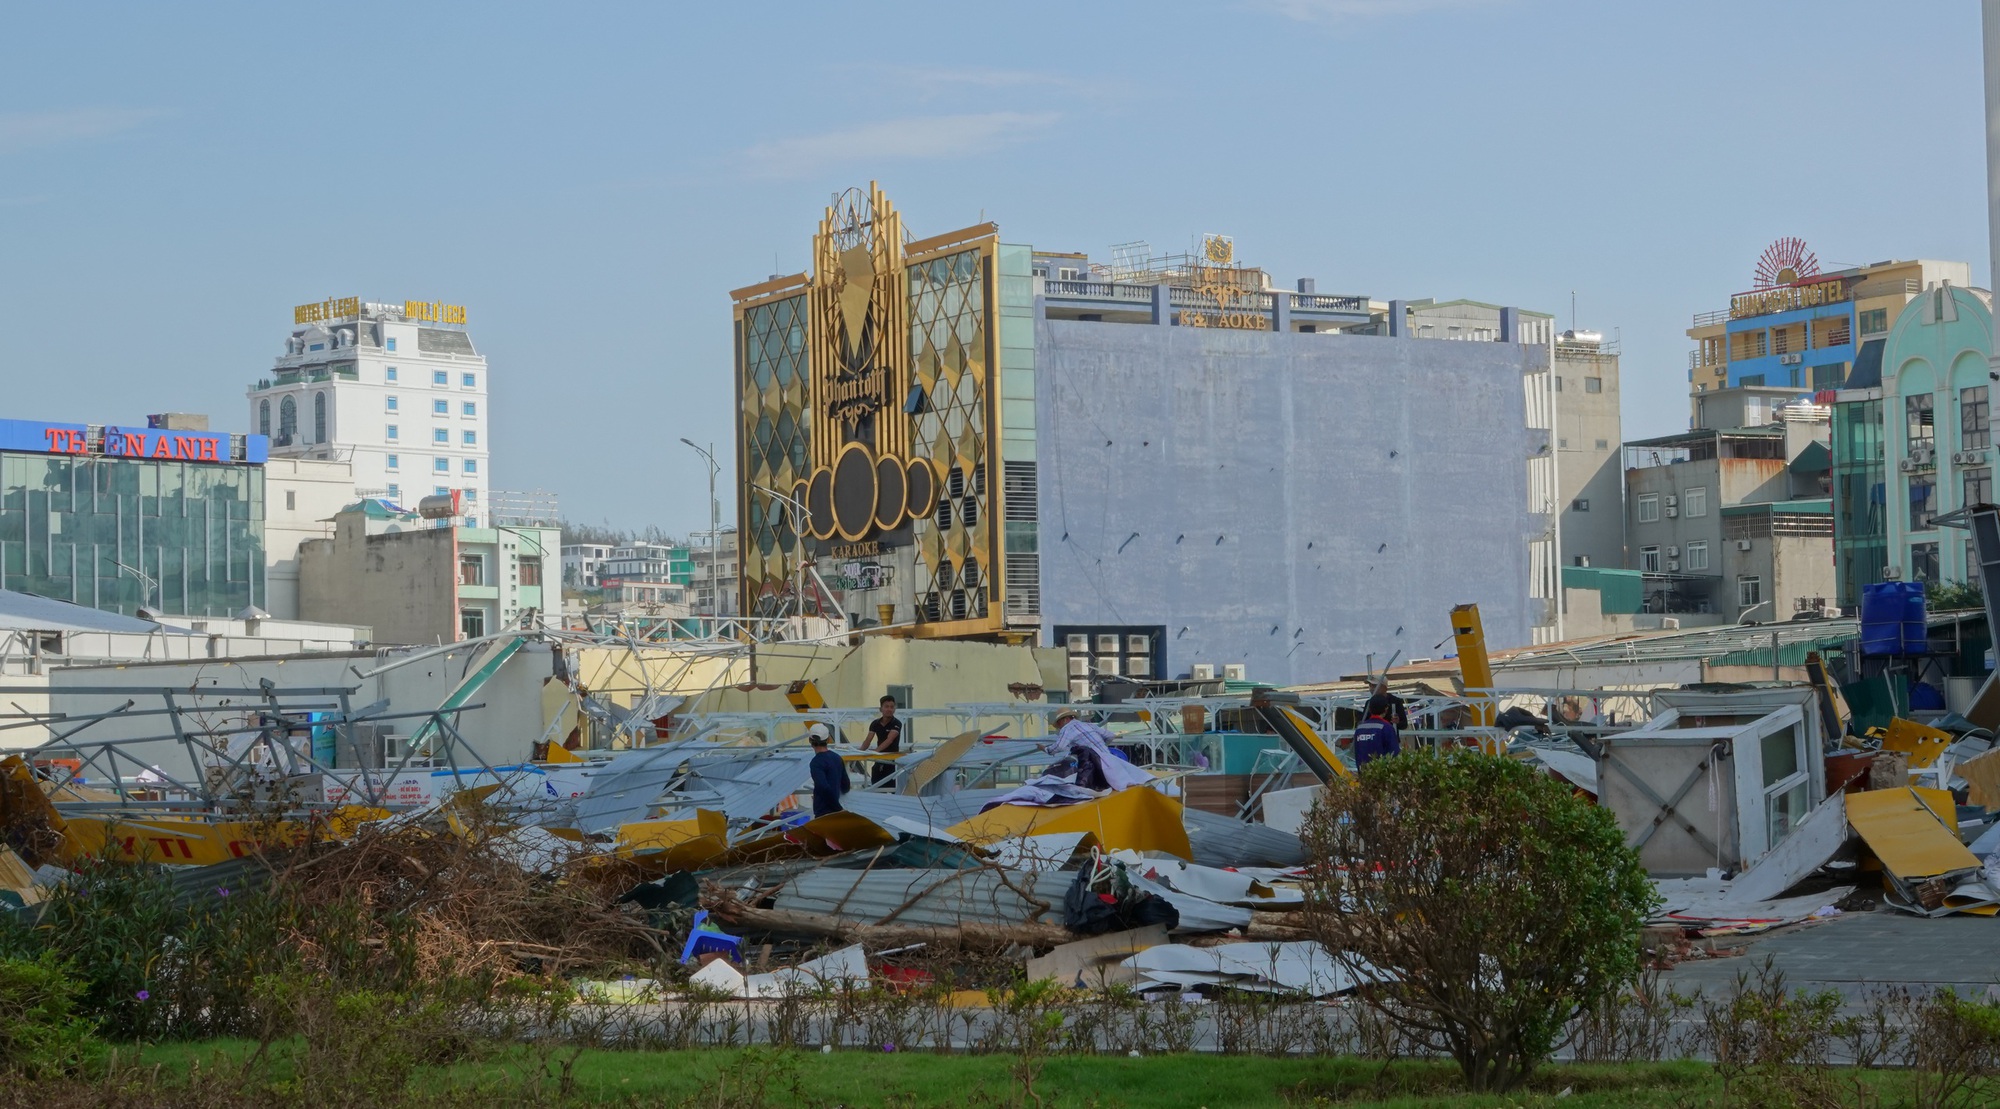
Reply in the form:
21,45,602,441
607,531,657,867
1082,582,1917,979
1662,906,2000,1002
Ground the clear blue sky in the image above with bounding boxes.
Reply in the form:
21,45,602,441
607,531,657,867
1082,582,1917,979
2,0,1987,534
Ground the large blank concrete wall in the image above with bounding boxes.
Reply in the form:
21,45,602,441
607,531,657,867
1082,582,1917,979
300,514,456,645
1036,320,1539,685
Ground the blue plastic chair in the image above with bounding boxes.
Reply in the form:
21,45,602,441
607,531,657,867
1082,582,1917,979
679,910,743,965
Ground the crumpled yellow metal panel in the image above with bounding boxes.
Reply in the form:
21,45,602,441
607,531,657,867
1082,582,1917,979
1882,718,1954,769
615,808,728,871
947,786,1193,861
1846,786,1979,880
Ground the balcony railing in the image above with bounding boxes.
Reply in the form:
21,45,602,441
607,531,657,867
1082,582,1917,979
1692,308,1730,328
1041,279,1370,316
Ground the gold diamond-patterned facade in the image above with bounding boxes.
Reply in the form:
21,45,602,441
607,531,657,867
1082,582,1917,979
737,293,809,616
908,248,993,625
732,184,1007,636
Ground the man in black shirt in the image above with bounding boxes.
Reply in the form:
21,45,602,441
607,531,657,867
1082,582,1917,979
863,695,902,787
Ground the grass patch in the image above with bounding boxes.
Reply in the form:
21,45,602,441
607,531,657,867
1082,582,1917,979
115,1042,1882,1108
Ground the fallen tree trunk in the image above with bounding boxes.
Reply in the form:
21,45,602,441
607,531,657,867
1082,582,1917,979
706,899,1311,951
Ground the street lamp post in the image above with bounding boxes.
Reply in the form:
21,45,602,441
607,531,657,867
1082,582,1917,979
1737,599,1772,624
112,559,159,612
751,483,812,621
679,438,720,621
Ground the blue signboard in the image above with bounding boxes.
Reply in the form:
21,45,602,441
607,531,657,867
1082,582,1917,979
0,418,265,464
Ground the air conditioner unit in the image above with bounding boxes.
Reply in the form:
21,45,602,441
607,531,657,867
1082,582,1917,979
1882,565,1904,581
1222,663,1248,681
1667,545,1680,557
1190,663,1217,680
1779,353,1802,365
1666,560,1680,572
1912,446,1935,465
1665,506,1679,517
1737,539,1754,551
1900,458,1919,473
1664,495,1678,508
1969,450,1991,465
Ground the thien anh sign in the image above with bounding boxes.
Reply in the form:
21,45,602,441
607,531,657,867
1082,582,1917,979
0,419,267,464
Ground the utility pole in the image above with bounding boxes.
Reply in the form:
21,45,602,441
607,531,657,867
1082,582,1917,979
680,438,721,620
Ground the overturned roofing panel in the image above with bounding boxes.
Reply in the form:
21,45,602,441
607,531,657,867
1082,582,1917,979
1182,808,1308,869
771,868,1073,929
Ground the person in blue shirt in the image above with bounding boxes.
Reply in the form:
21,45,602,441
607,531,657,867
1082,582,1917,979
806,723,850,816
1352,694,1402,768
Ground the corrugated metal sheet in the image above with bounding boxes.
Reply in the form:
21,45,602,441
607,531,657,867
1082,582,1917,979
657,747,815,824
838,789,1011,833
1182,808,1308,868
563,741,721,832
772,868,1074,929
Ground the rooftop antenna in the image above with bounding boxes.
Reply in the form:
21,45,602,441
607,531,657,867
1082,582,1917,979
1570,290,1577,333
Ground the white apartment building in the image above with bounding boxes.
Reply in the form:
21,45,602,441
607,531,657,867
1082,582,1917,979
263,456,358,620
689,528,740,616
248,299,489,526
562,543,614,589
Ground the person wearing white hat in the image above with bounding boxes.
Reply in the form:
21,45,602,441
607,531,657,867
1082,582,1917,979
1044,707,1152,792
806,723,849,816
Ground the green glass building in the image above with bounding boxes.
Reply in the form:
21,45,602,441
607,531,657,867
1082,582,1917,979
0,419,268,617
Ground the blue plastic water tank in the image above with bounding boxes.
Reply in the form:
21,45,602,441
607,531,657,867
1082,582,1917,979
1860,582,1919,655
1902,584,1929,655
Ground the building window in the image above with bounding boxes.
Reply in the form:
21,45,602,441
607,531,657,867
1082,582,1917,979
312,393,327,443
464,489,477,501
1912,477,1937,531
386,483,400,499
1740,374,1766,387
435,486,449,495
386,453,399,470
434,457,449,473
386,396,399,412
1912,542,1941,584
1686,540,1710,571
1859,308,1889,336
433,428,449,443
1811,363,1846,391
459,607,484,639
258,400,271,436
462,373,476,388
1738,576,1763,609
1637,494,1660,523
1571,498,1589,512
1963,386,1991,451
462,430,477,445
462,459,477,474
1585,377,1603,393
1968,467,1994,510
1552,377,1563,393
433,370,448,385
285,490,296,511
1640,546,1662,572
385,366,398,382
386,337,397,352
1595,439,1608,450
1909,393,1935,446
459,554,484,586
519,557,542,586
1559,438,1570,449
385,425,399,440
462,402,477,416
279,396,297,440
1684,487,1707,518
433,399,448,415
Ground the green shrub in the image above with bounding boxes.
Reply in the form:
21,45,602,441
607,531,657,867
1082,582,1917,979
1301,748,1658,1093
0,953,104,1080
